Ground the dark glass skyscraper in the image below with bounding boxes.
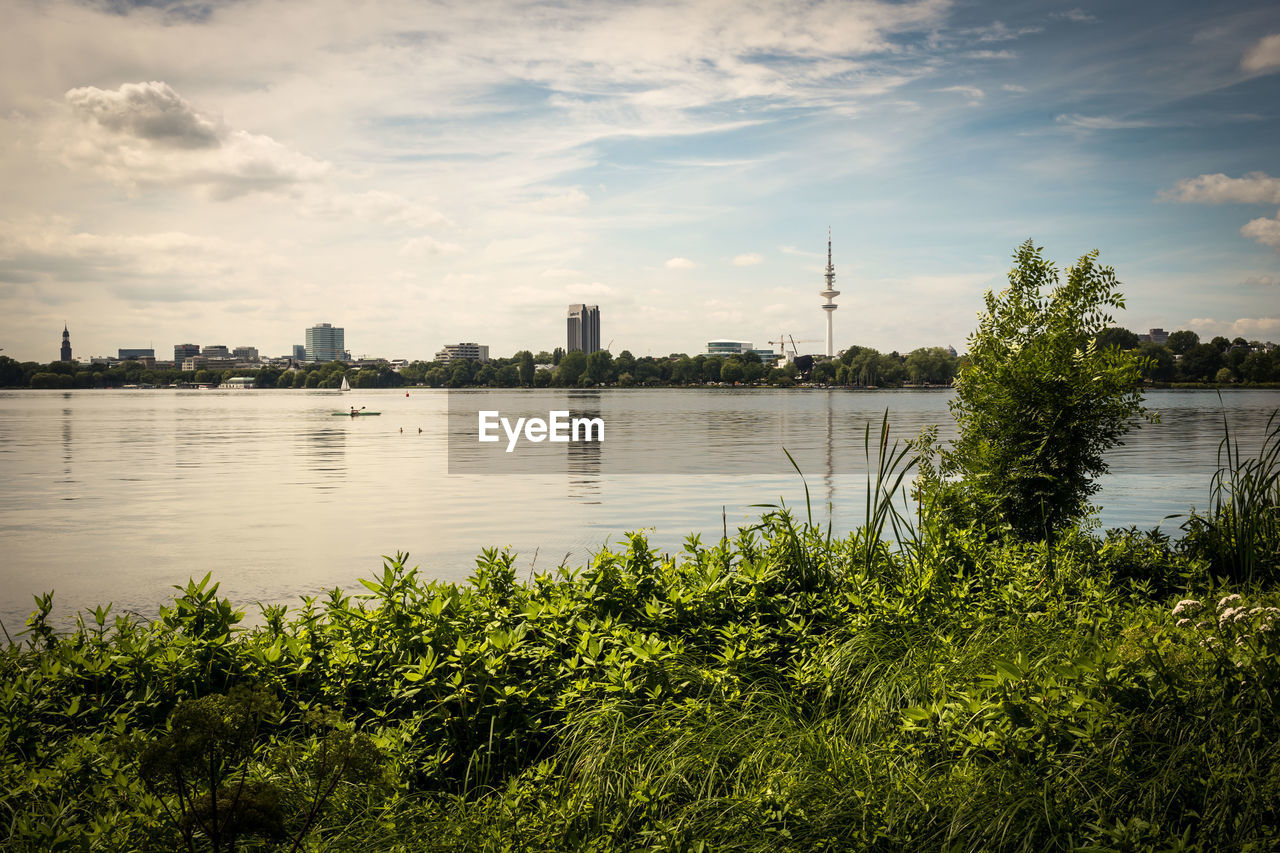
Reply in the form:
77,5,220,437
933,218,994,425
567,304,600,354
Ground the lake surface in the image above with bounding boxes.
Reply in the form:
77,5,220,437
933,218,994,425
1,388,1277,630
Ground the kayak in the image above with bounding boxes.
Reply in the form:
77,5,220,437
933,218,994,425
332,412,382,416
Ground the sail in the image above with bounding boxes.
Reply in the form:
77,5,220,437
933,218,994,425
340,376,351,391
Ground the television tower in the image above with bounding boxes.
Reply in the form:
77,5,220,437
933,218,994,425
819,229,839,357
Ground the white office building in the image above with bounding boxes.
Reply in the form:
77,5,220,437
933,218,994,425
435,343,490,363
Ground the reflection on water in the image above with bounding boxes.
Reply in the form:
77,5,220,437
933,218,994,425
0,387,1276,628
300,427,347,488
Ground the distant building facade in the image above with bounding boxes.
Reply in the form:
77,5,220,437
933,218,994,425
305,323,345,362
118,348,155,360
703,340,777,363
60,325,72,362
435,343,490,364
174,344,200,364
1137,328,1169,344
232,346,259,361
567,304,600,353
202,345,231,359
292,344,307,362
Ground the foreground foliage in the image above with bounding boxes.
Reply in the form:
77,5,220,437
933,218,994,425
4,483,1280,851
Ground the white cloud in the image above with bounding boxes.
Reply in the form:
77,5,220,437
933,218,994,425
65,81,221,149
1241,212,1280,248
934,85,984,103
1055,113,1159,131
306,190,450,228
1163,172,1280,204
58,81,330,200
0,217,285,299
527,187,590,214
398,235,464,257
1163,173,1280,250
665,257,697,269
1001,84,1028,92
1050,9,1098,23
1242,33,1280,73
1243,274,1280,287
733,252,763,266
1190,317,1280,338
564,281,616,297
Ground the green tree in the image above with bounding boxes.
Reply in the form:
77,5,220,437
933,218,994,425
1138,342,1175,382
585,350,613,384
671,357,697,384
1166,330,1199,354
810,360,835,383
905,347,957,384
555,350,587,386
720,360,744,384
1179,343,1224,382
1094,326,1140,351
939,240,1149,542
614,350,636,377
517,350,535,386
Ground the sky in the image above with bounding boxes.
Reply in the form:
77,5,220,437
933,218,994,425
1,0,1278,363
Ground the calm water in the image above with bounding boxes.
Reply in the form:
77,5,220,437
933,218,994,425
1,388,1277,630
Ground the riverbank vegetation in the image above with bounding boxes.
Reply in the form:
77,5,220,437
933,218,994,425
3,242,1280,850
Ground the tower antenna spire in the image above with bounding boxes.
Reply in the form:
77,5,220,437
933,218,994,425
819,227,839,357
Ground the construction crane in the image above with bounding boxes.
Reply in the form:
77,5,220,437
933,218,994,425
768,336,821,361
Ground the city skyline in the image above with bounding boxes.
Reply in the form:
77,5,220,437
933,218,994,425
1,0,1279,363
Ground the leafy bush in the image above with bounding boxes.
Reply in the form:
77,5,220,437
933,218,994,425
935,240,1150,542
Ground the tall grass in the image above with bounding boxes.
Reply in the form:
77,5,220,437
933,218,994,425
1182,407,1280,584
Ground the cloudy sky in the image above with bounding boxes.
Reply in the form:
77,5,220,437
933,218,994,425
1,0,1278,362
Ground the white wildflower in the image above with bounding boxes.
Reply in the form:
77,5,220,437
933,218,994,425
1172,599,1203,617
1220,607,1242,628
1176,618,1191,627
1218,594,1242,610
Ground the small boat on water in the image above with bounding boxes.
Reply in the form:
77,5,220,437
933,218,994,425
333,411,381,416
340,376,351,392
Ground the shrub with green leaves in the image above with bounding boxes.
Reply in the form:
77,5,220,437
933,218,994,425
935,239,1150,542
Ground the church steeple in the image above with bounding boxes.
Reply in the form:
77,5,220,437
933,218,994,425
60,324,72,362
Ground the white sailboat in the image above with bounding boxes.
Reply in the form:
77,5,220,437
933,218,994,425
340,375,351,392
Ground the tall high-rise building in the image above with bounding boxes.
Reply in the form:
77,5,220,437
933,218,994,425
60,325,72,362
174,343,200,364
305,323,345,362
819,229,840,358
292,345,307,362
567,304,600,354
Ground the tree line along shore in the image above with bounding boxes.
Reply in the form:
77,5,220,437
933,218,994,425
5,326,1280,391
